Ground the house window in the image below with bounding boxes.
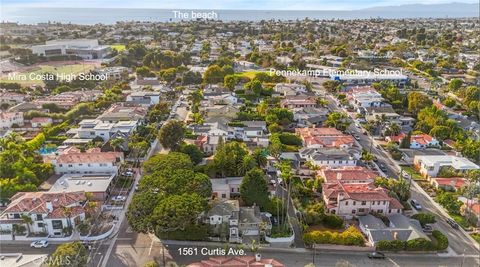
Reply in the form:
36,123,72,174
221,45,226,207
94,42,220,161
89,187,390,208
383,201,386,205
389,209,392,214
36,214,42,221
68,164,73,167
231,188,235,193
52,220,63,230
351,210,356,214
221,194,226,198
377,209,383,213
12,213,20,219
353,201,356,206
59,164,63,167
361,201,366,205
37,222,44,228
358,208,365,213
345,201,348,206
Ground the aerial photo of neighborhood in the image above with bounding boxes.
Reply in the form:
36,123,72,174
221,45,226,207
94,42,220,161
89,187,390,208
0,0,479,266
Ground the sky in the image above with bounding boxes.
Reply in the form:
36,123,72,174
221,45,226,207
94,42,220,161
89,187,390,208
1,0,478,10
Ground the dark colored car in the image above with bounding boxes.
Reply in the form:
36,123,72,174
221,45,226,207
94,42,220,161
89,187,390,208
367,252,386,259
379,164,387,172
446,218,459,229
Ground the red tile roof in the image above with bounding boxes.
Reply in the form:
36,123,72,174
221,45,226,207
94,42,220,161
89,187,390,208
56,147,123,164
432,177,467,189
319,166,378,183
296,127,354,148
4,191,86,215
187,256,285,267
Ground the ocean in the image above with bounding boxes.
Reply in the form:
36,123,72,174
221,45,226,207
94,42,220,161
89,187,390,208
1,6,478,25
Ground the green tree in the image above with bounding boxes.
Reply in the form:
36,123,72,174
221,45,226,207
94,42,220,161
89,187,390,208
180,143,204,165
153,193,206,232
325,112,350,131
142,152,193,174
408,92,432,115
49,242,88,267
158,120,185,151
448,78,463,91
322,80,341,93
240,168,269,207
203,64,225,84
224,74,238,91
212,141,249,177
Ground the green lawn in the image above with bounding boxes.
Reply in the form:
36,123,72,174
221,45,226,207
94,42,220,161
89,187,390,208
234,70,271,79
449,213,472,229
110,44,126,52
401,166,424,180
471,233,480,244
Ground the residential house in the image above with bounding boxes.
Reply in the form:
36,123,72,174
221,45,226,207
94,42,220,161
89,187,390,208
0,111,24,129
195,135,220,154
211,177,242,200
318,166,378,184
296,127,354,148
97,103,148,123
364,106,400,122
323,183,403,218
51,147,124,175
358,214,428,246
201,105,240,121
0,191,87,238
0,92,27,105
31,117,52,128
93,66,129,81
68,119,137,142
293,107,329,127
386,133,440,149
413,155,479,178
280,96,317,109
126,91,161,107
274,83,307,96
430,177,467,192
300,147,357,168
48,173,116,201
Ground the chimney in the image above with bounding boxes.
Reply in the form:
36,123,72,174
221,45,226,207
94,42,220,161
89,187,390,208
255,253,261,262
46,201,53,212
337,173,342,181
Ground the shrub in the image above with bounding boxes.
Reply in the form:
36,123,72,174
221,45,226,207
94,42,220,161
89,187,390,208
156,224,208,241
303,226,364,246
278,133,302,146
376,240,406,251
432,230,448,250
405,238,434,251
323,214,344,229
411,213,436,227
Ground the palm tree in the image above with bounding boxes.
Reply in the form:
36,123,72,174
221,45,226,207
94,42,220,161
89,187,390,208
62,207,73,235
21,214,33,236
110,137,124,152
252,148,267,168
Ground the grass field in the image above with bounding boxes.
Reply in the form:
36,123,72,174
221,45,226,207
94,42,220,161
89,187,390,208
110,44,126,52
234,70,272,79
0,61,98,85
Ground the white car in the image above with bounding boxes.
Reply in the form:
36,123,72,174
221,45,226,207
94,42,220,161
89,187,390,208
30,240,49,248
112,196,126,202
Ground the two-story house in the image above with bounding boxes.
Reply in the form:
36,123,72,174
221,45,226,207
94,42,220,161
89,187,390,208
0,191,87,238
51,147,124,175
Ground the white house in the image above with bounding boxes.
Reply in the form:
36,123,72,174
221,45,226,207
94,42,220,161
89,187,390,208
274,83,307,96
0,191,87,238
414,155,479,177
0,111,24,129
52,147,124,175
211,177,242,200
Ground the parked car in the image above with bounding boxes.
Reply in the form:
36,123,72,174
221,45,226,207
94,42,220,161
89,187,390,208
446,218,459,229
367,252,385,259
422,224,433,233
112,196,126,202
122,171,134,177
30,240,49,248
354,134,361,141
410,199,422,210
379,164,387,172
